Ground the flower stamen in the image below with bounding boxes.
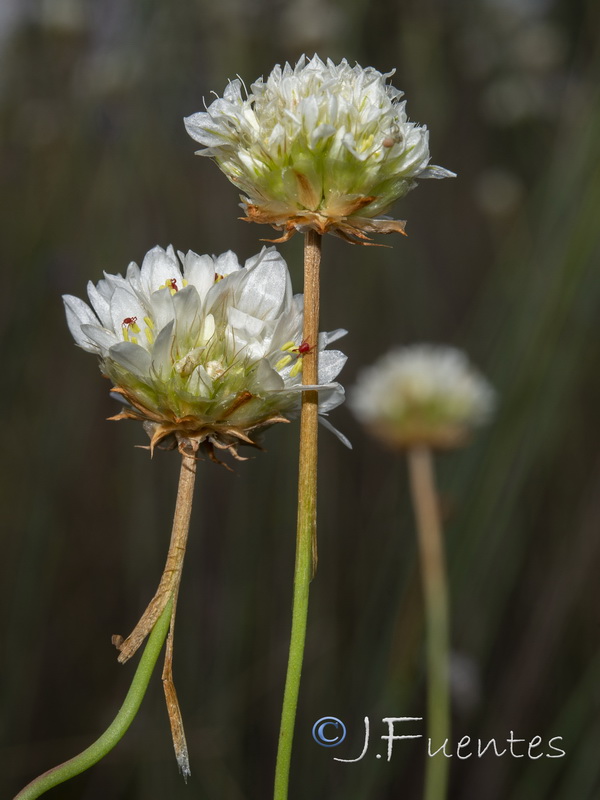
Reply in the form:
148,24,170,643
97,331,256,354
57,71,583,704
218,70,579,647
159,278,180,294
122,316,140,342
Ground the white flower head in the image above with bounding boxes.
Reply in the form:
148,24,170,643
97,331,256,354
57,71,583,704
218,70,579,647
64,245,348,460
350,345,495,449
184,55,455,244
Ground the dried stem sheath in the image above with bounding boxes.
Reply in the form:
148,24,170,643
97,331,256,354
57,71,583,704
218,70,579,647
158,453,197,779
407,446,450,800
273,230,321,800
115,453,197,663
116,452,197,777
162,580,190,779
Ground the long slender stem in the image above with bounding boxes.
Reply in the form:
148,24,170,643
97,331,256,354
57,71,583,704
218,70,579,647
407,446,451,800
273,230,321,800
13,597,173,800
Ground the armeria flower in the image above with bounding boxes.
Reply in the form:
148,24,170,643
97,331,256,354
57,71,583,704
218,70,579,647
64,245,348,460
184,54,455,244
350,345,495,449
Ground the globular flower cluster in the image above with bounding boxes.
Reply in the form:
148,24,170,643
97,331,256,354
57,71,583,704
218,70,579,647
351,345,495,450
185,54,455,244
64,245,347,459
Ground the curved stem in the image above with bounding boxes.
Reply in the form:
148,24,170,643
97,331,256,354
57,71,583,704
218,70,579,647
13,597,173,800
14,449,198,798
273,230,321,800
407,446,450,800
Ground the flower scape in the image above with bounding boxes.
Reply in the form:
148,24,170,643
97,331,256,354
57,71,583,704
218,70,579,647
184,54,455,244
64,245,347,460
351,345,495,450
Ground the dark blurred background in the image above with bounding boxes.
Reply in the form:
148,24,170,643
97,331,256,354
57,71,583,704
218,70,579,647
1,0,599,798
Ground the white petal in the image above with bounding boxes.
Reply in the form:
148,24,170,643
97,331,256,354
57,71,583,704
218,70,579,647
184,112,228,147
151,321,175,377
243,245,277,271
214,250,242,276
86,281,112,328
318,415,352,448
63,295,101,352
318,382,346,413
200,313,215,344
418,164,457,179
173,285,201,335
223,78,243,103
236,251,290,319
310,123,336,149
140,245,182,295
125,261,142,294
149,287,175,332
318,350,348,383
302,96,319,133
252,358,285,392
318,328,348,348
267,295,304,352
227,306,265,339
204,268,245,314
109,288,147,340
108,341,152,376
95,278,114,303
80,324,119,354
182,251,216,302
266,123,286,156
102,271,130,295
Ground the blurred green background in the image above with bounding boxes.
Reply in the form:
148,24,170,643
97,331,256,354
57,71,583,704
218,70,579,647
1,0,599,798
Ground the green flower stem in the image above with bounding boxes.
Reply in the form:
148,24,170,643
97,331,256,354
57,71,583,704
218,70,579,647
13,596,173,800
407,446,450,800
273,230,321,800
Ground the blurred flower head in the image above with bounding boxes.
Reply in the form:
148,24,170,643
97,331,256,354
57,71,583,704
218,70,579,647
64,245,348,460
184,54,455,244
350,345,494,449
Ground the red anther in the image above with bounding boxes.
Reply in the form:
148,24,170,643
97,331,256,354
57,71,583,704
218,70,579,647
122,316,137,327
